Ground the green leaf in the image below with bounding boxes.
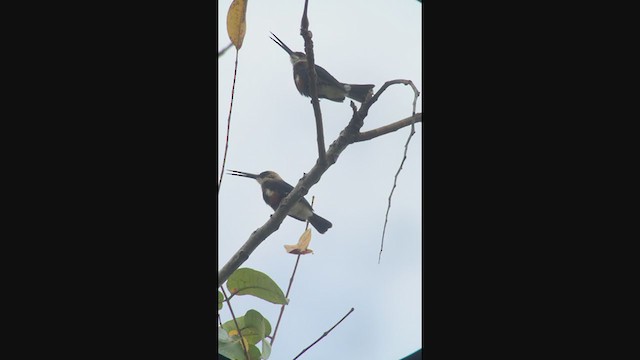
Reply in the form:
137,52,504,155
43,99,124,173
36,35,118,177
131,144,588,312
246,345,261,360
218,290,224,311
222,309,272,346
261,339,272,360
219,326,262,360
245,309,272,342
219,326,232,342
227,268,287,305
218,327,243,359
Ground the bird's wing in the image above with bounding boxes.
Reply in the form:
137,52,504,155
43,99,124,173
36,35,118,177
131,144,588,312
267,179,294,196
266,179,314,208
315,64,345,87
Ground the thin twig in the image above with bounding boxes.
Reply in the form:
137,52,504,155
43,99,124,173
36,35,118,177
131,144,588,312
221,287,250,360
218,42,233,57
300,0,327,164
270,196,314,346
218,50,240,194
223,292,238,303
355,113,422,142
378,81,420,263
341,79,415,139
370,79,419,106
378,123,416,264
309,196,315,229
292,308,355,360
270,254,300,346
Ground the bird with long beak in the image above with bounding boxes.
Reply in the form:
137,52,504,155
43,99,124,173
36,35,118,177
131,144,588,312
269,32,375,103
228,170,333,234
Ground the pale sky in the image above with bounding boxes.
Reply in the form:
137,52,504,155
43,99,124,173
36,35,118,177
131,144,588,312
218,1,422,359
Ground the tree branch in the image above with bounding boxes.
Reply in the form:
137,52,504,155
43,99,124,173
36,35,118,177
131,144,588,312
375,78,420,263
218,79,420,287
218,50,241,194
379,121,416,264
355,113,422,142
300,0,327,164
271,197,314,346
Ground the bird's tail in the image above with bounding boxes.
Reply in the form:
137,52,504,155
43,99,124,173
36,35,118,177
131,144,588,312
345,84,375,103
309,213,333,234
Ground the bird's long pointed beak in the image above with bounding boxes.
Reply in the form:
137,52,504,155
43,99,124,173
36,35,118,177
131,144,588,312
228,169,259,179
269,32,294,57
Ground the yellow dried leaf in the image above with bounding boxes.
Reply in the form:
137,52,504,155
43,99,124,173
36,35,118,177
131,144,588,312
298,228,312,248
226,0,248,49
284,228,314,255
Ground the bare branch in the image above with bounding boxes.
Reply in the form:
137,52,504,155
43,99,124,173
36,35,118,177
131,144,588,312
219,104,368,286
368,79,418,107
271,254,301,346
349,100,357,114
300,0,327,164
371,79,420,263
218,168,320,287
271,196,314,346
218,50,240,194
378,122,416,263
342,79,418,136
218,79,421,286
292,308,355,360
355,113,422,142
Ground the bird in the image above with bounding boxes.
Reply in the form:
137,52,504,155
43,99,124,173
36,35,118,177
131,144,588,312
269,32,375,103
228,170,333,234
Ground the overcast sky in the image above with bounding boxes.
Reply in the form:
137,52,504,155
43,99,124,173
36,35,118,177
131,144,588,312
218,1,422,359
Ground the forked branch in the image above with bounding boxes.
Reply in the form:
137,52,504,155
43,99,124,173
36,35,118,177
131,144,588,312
300,0,327,164
218,78,421,287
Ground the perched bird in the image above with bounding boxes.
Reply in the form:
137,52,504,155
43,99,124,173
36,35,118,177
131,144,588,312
270,32,375,103
228,170,333,234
